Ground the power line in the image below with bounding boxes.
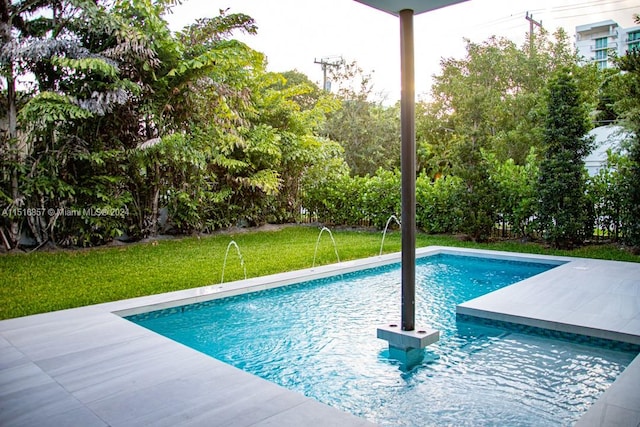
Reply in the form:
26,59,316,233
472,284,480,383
471,0,636,33
553,6,638,20
525,12,543,53
469,12,524,31
550,0,633,13
314,56,342,92
422,0,637,51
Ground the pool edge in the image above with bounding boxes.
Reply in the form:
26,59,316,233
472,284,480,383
109,246,569,318
43,245,640,427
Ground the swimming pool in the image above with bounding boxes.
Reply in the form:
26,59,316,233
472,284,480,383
127,254,638,426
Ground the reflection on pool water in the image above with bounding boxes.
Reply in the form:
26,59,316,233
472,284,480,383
127,254,638,427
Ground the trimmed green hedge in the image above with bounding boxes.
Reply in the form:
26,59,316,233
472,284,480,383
302,156,537,238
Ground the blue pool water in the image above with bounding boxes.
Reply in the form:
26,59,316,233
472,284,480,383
128,254,638,426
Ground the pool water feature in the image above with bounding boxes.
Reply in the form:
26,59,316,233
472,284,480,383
127,254,638,427
312,226,340,268
379,214,401,256
220,240,246,284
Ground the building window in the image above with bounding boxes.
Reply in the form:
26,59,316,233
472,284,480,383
595,37,608,49
594,37,609,67
629,31,640,52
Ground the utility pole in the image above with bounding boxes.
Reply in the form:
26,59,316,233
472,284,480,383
314,56,342,91
525,12,543,54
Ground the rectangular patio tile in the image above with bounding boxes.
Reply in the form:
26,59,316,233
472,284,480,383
0,361,52,397
121,379,306,426
0,335,11,349
69,345,225,404
620,315,640,337
86,363,275,426
251,399,375,427
0,376,88,426
0,343,28,371
532,287,599,312
39,406,109,427
0,306,104,333
575,402,640,427
578,294,640,321
1,312,145,360
611,279,640,297
36,332,179,378
559,310,631,332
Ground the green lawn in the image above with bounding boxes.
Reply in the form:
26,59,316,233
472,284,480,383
1,225,638,320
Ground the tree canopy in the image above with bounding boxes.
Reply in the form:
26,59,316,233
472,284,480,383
1,4,639,251
0,0,339,246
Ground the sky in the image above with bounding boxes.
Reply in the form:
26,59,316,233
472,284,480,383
164,0,639,102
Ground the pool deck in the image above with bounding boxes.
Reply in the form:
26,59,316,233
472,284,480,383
1,246,639,426
454,248,640,426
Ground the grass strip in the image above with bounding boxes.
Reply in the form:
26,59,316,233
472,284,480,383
1,225,638,320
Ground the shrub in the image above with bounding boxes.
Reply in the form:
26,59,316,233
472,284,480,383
361,169,401,228
416,174,464,233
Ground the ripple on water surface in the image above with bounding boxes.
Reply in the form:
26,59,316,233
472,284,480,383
129,254,637,427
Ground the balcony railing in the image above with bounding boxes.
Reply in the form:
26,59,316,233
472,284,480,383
589,30,619,40
590,43,617,51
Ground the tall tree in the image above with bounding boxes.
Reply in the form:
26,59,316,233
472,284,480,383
0,0,21,248
612,13,640,248
127,6,265,236
0,1,274,245
321,60,400,176
1,0,142,246
418,29,594,241
536,67,593,248
420,29,596,171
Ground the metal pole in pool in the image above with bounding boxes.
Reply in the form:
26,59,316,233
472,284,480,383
357,0,468,367
399,8,416,332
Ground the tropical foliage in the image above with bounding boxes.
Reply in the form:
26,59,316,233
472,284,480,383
611,14,640,247
1,0,338,246
321,61,400,176
1,2,639,252
536,67,594,248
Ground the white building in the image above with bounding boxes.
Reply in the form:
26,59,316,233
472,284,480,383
575,20,640,69
584,125,631,176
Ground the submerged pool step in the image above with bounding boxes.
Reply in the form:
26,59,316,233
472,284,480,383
456,313,640,353
377,323,440,350
377,323,440,368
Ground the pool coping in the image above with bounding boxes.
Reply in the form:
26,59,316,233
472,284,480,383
1,246,639,426
110,246,570,318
